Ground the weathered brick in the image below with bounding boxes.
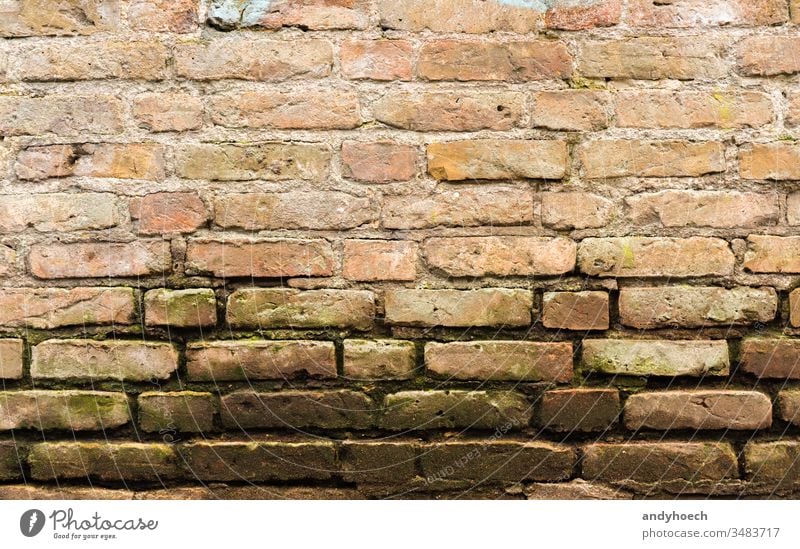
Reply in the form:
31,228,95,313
132,93,204,132
779,391,800,425
130,192,207,235
788,92,800,127
583,443,738,483
226,289,375,330
0,390,129,431
626,190,779,228
627,0,787,27
144,289,217,328
340,441,418,483
740,338,800,379
0,440,22,480
214,192,375,230
220,390,375,429
615,91,774,129
207,0,370,30
377,0,543,32
385,289,532,327
185,238,335,278
0,0,118,36
138,392,215,433
383,186,533,229
343,340,416,380
186,340,336,381
427,140,567,181
794,0,800,22
373,91,523,132
425,341,573,382
542,291,609,331
541,192,613,230
343,240,417,281
579,140,725,178
175,143,329,181
341,141,416,182
577,237,734,278
532,91,611,131
740,143,800,180
624,391,772,430
743,235,800,273
787,192,800,225
381,390,532,431
0,95,123,136
0,245,15,278
0,339,24,379
17,143,165,181
341,40,413,81
0,287,134,329
31,340,178,381
0,193,118,232
174,39,332,81
737,36,800,76
619,286,777,329
745,441,800,490
0,485,130,500
524,480,631,500
547,0,621,29
418,40,571,82
538,389,620,432
129,0,198,32
29,241,171,279
582,339,730,377
791,289,800,327
13,41,167,81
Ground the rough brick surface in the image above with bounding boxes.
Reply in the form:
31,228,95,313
624,391,772,430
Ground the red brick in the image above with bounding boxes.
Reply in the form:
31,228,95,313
778,390,800,425
0,390,130,431
546,0,621,29
579,140,725,178
582,339,730,377
625,391,772,431
340,40,413,81
343,240,417,281
16,143,166,181
541,192,613,230
343,340,416,380
377,0,543,33
627,0,787,27
427,140,567,181
175,143,330,181
532,91,611,131
30,241,171,279
740,338,800,379
138,392,215,433
132,93,204,132
538,389,620,432
0,193,119,232
0,339,24,380
737,36,800,76
626,190,779,228
385,289,532,327
791,289,800,327
129,0,199,32
131,192,207,235
0,95,123,136
743,235,800,273
144,289,217,328
0,0,119,36
0,287,135,329
740,143,800,180
207,0,370,30
542,291,609,330
341,141,416,182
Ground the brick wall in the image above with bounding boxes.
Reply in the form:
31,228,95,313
1,0,799,500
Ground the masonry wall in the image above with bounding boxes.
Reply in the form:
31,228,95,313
1,0,800,500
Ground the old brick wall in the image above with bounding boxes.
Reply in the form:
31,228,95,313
0,0,799,500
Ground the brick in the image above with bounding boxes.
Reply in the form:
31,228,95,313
31,340,178,381
373,91,523,132
180,441,335,481
579,140,724,178
624,391,772,430
220,390,375,429
185,238,335,278
427,140,567,181
186,340,336,381
0,441,22,480
209,90,361,130
385,289,532,327
144,289,217,328
794,0,800,22
129,0,198,32
740,143,800,180
174,39,332,81
615,91,774,129
341,142,416,182
0,485,131,500
788,93,800,126
138,392,215,433
343,240,417,281
0,390,129,431
130,192,208,235
743,236,800,273
626,190,779,228
542,291,609,330
0,287,134,329
0,340,24,379
791,289,800,327
174,143,329,181
29,241,171,279
582,339,730,377
132,93,203,132
0,0,118,36
17,143,165,181
578,37,724,80
377,0,543,32
383,186,533,229
340,441,418,483
207,0,370,30
226,289,375,330
0,193,118,232
546,0,621,29
740,338,800,379
577,237,734,278
737,36,800,76
525,480,631,500
541,192,613,230
417,40,571,82
532,91,611,131
627,0,787,27
745,442,800,490
425,341,573,382
29,442,181,481
343,340,416,380
538,389,620,432
0,95,123,136
619,287,777,329
381,390,532,431
421,441,575,482
789,192,800,225
583,443,738,483
13,41,167,81
213,192,375,230
779,391,800,425
0,246,15,278
424,237,575,278
341,40,413,81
